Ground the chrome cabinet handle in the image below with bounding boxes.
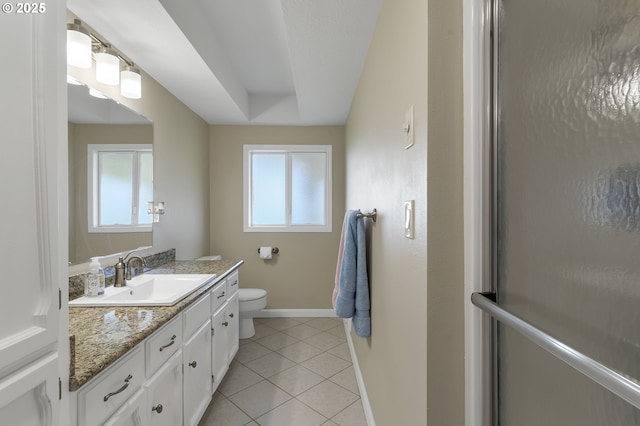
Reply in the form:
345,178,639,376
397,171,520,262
159,335,177,352
222,321,229,327
217,292,225,299
152,404,163,414
189,361,197,368
103,375,132,401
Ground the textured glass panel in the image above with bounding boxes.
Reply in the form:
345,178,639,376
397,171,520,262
251,153,286,225
496,0,640,424
137,152,153,225
100,152,133,226
291,153,326,225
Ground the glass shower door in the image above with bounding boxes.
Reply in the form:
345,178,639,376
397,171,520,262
492,0,640,424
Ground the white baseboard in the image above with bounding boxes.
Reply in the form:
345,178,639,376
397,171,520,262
344,319,375,426
256,309,337,318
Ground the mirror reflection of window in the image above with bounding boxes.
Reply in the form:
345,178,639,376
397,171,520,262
88,144,153,232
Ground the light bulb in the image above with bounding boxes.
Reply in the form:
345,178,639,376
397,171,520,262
121,66,142,99
96,46,120,85
67,20,91,69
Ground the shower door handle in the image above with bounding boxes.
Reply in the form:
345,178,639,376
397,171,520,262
471,292,640,410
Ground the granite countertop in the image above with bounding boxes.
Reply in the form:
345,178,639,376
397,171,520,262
68,259,243,392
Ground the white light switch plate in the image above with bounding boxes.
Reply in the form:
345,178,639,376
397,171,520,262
404,200,415,239
404,106,414,149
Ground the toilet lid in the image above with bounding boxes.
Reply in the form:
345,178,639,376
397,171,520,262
239,288,267,302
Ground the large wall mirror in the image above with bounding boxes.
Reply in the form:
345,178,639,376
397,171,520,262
68,82,153,265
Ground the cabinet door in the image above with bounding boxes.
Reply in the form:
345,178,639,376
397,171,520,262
145,351,183,426
211,304,228,393
0,2,64,378
0,353,58,425
103,389,146,426
183,320,212,426
226,292,239,362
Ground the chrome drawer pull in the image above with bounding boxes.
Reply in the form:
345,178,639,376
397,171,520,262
189,361,197,368
159,335,177,352
152,404,163,414
217,292,225,299
103,375,132,402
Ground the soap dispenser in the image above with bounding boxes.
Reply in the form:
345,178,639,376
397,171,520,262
85,257,105,297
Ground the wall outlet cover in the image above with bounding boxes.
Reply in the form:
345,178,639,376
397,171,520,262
404,106,415,149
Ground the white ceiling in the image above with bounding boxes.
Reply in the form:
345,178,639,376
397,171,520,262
66,0,382,126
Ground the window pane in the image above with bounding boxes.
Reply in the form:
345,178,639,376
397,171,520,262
137,152,153,225
291,153,326,225
252,153,286,225
100,152,133,226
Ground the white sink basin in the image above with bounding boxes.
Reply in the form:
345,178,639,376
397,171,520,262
69,274,216,307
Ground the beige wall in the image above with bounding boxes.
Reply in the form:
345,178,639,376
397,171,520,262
68,123,153,264
344,0,428,424
426,1,465,424
209,125,345,309
67,26,210,261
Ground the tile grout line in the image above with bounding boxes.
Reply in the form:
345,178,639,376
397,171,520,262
203,317,359,426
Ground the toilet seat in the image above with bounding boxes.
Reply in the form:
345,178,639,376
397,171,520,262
239,288,266,302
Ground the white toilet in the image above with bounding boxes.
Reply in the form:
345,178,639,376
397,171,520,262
238,288,267,339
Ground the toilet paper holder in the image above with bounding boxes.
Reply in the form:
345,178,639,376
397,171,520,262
257,247,279,254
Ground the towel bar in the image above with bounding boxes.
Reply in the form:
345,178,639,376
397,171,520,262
357,209,377,222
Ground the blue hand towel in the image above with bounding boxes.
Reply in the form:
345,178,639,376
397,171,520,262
335,210,371,337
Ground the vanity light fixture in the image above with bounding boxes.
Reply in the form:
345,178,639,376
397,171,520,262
66,19,92,69
95,45,120,85
121,65,142,99
66,19,143,99
147,201,165,223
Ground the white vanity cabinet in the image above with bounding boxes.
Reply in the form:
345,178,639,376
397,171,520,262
210,271,240,392
225,272,240,362
226,291,240,360
103,389,147,426
211,302,229,392
182,295,213,426
145,351,183,426
145,316,182,377
77,347,146,426
72,269,241,426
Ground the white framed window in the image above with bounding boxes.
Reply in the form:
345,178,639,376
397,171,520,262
88,144,153,233
243,144,332,232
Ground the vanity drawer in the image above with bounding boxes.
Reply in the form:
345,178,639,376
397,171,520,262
210,279,228,313
78,346,145,426
183,292,211,338
226,271,239,297
145,315,183,377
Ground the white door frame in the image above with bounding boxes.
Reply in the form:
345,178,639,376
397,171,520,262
463,0,490,424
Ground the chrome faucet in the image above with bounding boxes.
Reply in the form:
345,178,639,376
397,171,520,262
114,253,147,287
126,256,146,280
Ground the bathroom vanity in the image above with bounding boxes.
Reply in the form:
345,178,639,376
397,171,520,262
68,259,242,426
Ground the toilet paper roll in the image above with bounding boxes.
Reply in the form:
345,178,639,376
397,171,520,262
259,247,273,260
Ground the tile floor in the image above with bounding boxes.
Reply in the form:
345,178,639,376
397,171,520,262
198,317,366,426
